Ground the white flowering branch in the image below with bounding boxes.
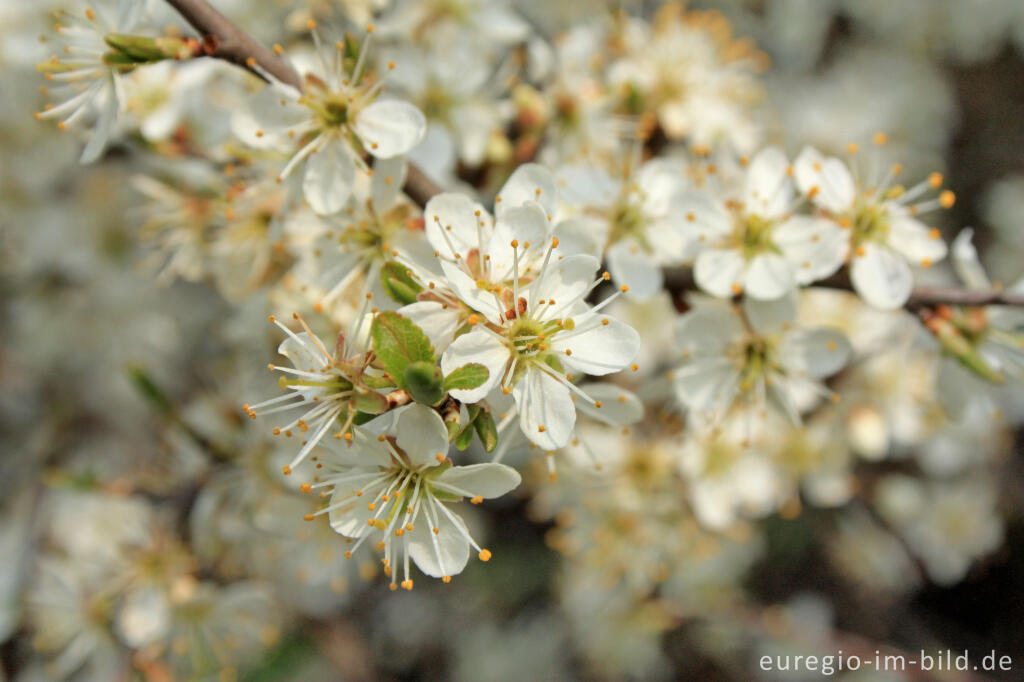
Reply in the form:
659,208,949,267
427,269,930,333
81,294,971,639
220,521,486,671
162,0,443,208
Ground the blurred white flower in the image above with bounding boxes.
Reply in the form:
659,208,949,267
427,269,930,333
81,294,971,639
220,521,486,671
794,142,952,309
681,147,847,300
232,26,426,215
672,292,852,425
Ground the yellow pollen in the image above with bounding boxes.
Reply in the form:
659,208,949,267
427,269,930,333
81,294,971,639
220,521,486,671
306,20,316,29
846,143,860,154
388,61,395,70
85,8,95,19
303,514,315,521
921,258,932,268
594,401,603,408
939,190,956,208
601,318,609,325
929,228,941,240
366,24,375,33
731,283,743,295
300,483,312,493
436,453,445,462
631,363,639,371
928,172,943,188
470,496,483,504
565,349,572,356
467,314,479,326
282,466,292,475
442,576,451,583
856,246,866,257
538,425,546,432
273,44,283,54
478,549,492,562
510,239,519,248
620,285,629,292
432,527,439,534
873,132,888,146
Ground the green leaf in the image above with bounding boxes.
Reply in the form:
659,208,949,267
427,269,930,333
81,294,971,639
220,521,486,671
473,408,498,452
371,312,436,390
403,361,445,406
353,389,389,415
361,372,394,389
455,405,481,451
380,261,423,305
443,363,490,392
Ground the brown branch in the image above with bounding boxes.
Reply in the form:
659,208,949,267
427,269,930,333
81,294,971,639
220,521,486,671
162,0,443,205
664,266,1024,308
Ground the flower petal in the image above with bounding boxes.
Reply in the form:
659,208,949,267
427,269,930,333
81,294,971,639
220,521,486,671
887,211,947,266
513,366,575,449
496,163,557,218
774,215,849,284
742,291,797,336
396,404,450,469
398,301,463,353
744,252,796,300
606,239,664,301
440,330,509,403
407,505,470,578
850,243,913,309
744,146,792,218
782,328,852,378
435,462,521,499
694,248,746,298
553,314,640,376
303,138,355,215
354,99,427,158
793,146,855,213
423,192,491,260
575,384,644,426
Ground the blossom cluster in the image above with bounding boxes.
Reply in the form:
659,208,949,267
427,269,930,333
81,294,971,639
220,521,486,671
6,0,1024,678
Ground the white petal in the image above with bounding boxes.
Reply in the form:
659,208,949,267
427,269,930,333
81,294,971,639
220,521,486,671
407,506,470,578
774,215,849,284
555,164,619,207
440,330,509,403
435,463,521,499
694,248,746,298
278,331,329,370
674,306,744,355
554,315,640,376
303,138,355,215
636,158,685,217
744,252,796,300
327,466,385,537
513,366,575,449
354,99,427,158
399,301,462,352
231,86,308,150
793,146,855,213
783,328,852,378
575,384,644,426
606,239,663,301
744,146,793,218
742,291,797,336
496,163,557,218
950,228,991,290
887,212,948,265
424,193,490,260
675,189,732,240
850,243,913,309
396,404,450,469
371,155,408,210
673,358,740,417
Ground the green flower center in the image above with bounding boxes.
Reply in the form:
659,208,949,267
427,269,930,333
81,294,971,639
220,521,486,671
733,213,778,260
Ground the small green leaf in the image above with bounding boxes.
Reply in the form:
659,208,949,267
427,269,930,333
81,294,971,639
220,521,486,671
380,261,423,305
404,361,445,406
371,312,436,390
353,389,389,415
473,408,498,452
455,405,481,451
443,363,490,392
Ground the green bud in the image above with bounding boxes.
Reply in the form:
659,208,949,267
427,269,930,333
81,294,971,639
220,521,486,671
380,261,423,305
353,389,389,415
103,34,196,64
403,361,445,406
473,408,498,453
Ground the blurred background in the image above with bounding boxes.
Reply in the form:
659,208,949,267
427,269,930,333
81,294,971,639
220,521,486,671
3,0,1024,680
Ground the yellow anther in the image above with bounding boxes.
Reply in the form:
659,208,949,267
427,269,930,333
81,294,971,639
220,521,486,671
630,363,639,371
470,496,483,504
594,401,603,408
620,285,629,293
538,425,546,433
303,514,315,521
846,142,860,154
510,239,519,248
939,190,955,208
467,314,479,326
731,283,743,295
872,132,888,146
300,483,312,493
282,466,292,475
436,452,445,462
479,549,492,561
929,228,941,240
273,44,283,55
928,172,943,188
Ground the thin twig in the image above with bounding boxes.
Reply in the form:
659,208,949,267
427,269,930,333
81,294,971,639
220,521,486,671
163,0,443,206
